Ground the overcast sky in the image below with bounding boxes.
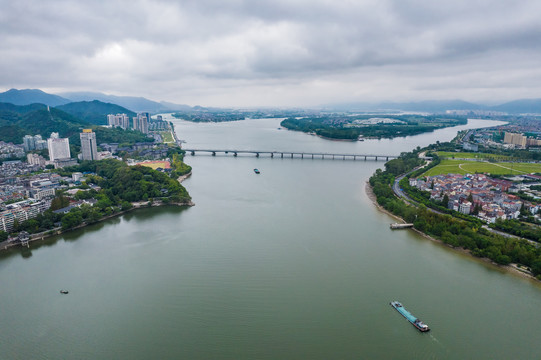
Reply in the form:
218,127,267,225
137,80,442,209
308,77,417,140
1,0,541,107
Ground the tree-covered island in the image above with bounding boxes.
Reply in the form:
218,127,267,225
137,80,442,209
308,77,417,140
281,115,467,140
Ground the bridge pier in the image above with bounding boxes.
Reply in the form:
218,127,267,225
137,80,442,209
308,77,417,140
183,149,396,162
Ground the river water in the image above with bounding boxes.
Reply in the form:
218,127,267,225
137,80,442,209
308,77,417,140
1,117,540,360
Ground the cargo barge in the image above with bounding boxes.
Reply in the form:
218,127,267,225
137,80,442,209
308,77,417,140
390,301,430,332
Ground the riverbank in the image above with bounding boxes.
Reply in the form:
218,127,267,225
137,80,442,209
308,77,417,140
0,198,194,252
177,171,192,183
365,182,539,283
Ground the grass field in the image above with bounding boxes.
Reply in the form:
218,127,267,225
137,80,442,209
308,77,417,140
161,131,175,143
436,151,514,161
136,160,171,170
422,159,541,176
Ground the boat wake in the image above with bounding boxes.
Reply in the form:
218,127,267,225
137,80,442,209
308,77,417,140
429,334,447,351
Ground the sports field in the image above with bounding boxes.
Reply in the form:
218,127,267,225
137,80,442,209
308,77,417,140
436,151,514,161
422,159,541,176
136,160,171,170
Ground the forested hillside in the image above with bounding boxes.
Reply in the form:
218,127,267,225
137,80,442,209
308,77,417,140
57,100,136,125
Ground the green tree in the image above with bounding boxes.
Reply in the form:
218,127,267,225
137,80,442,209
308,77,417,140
50,195,70,211
61,210,83,230
442,194,449,207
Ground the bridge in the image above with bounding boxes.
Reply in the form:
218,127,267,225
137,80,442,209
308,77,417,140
183,149,400,161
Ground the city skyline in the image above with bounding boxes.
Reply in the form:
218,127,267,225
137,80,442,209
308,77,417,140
1,1,541,107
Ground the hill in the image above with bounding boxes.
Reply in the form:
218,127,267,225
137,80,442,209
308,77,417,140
491,99,541,114
60,91,190,113
0,102,48,114
57,100,136,125
0,89,70,107
0,102,153,147
0,105,88,144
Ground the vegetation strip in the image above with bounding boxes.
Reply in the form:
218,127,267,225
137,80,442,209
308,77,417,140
369,150,541,280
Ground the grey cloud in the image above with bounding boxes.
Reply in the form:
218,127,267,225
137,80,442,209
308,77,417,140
1,0,541,106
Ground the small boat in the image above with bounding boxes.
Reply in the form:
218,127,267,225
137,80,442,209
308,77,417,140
254,169,260,174
60,290,69,294
390,301,429,332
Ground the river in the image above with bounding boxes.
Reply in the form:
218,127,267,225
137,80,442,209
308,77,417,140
1,117,540,360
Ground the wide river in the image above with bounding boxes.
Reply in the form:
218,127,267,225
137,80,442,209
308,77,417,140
1,117,540,359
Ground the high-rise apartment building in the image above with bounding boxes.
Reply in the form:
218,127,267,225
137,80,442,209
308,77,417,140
80,129,98,161
132,113,149,134
107,113,130,129
503,132,527,148
23,135,35,151
47,136,71,161
23,134,47,151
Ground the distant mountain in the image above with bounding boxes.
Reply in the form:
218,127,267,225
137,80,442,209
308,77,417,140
0,89,71,107
57,100,136,125
490,99,541,114
327,100,485,113
328,99,541,114
377,100,485,113
159,101,193,111
59,91,190,113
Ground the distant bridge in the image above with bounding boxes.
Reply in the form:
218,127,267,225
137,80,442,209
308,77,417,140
183,149,400,161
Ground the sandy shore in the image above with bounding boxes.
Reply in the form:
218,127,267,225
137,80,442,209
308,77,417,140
177,171,192,183
365,182,539,283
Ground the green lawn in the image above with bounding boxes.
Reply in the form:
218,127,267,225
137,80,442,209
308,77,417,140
436,151,514,161
422,159,541,176
161,131,174,143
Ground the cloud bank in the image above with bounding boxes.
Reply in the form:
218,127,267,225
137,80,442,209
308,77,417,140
1,0,541,106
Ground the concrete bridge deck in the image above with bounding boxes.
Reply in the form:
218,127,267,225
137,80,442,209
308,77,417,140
183,148,400,161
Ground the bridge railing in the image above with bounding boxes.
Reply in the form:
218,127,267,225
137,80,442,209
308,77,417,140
182,149,399,161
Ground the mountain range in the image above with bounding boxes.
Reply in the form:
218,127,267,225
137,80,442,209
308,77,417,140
58,91,191,113
1,88,541,114
0,89,190,113
325,99,541,114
